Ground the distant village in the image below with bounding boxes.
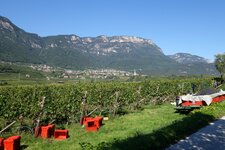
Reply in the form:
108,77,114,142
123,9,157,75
30,64,143,80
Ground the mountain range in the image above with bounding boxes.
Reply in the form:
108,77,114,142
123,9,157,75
168,53,211,64
0,15,218,75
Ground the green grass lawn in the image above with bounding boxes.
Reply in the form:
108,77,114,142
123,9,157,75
11,104,184,150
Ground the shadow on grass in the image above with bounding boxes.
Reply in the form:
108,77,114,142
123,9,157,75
100,112,216,150
20,145,28,150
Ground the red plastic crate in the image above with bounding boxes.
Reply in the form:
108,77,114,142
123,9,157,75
86,126,98,131
0,138,4,150
86,120,98,132
41,125,52,138
47,124,55,137
54,130,69,140
3,136,21,150
81,117,93,126
94,116,103,128
82,116,103,126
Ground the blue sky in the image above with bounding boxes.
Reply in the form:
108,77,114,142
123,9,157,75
0,0,225,60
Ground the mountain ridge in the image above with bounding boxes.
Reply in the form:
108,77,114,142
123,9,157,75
168,53,211,64
0,15,218,75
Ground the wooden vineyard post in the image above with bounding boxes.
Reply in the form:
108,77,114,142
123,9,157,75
80,91,87,125
34,96,46,137
87,106,99,117
112,91,119,117
0,121,16,135
135,86,142,109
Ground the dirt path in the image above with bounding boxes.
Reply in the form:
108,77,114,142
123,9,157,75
166,116,225,150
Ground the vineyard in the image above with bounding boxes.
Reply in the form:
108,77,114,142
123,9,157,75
0,78,212,123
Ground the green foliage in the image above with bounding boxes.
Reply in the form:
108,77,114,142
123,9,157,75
0,78,211,122
79,142,95,150
215,54,225,77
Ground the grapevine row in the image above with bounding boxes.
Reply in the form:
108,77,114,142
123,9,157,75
0,78,212,123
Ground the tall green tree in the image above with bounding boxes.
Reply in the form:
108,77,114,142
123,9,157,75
215,54,225,79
